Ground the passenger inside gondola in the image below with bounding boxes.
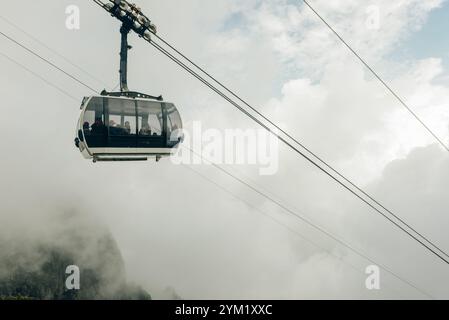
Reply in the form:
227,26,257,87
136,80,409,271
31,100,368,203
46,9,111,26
83,122,90,136
140,123,152,136
91,118,105,135
125,121,131,134
109,120,123,135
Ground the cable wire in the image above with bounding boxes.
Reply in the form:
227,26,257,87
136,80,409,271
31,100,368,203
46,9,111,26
302,0,449,153
0,51,79,102
0,30,98,94
154,30,449,258
147,38,449,266
124,0,449,261
149,33,449,262
0,15,110,90
112,0,449,263
182,146,434,299
183,164,424,298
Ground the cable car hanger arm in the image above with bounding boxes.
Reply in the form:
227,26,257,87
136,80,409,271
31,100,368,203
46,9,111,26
95,0,162,100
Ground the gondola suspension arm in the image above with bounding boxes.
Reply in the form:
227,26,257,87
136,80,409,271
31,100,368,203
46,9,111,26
97,0,162,100
119,23,131,92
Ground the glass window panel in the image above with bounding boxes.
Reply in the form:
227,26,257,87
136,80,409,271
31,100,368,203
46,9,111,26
166,104,182,131
83,97,105,133
107,98,137,137
137,101,163,137
166,103,182,146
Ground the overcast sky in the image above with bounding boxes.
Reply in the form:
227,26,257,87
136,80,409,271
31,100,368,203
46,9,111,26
0,0,448,299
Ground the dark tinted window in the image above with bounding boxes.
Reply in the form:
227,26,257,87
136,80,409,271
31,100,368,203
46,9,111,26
82,97,107,147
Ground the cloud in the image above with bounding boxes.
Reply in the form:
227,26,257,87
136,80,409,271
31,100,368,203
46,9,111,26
343,144,449,298
0,0,448,299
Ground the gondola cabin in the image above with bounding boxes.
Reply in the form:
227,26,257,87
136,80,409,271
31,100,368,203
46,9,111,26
75,95,183,162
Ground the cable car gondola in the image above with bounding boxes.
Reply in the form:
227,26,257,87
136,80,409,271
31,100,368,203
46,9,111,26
74,1,182,162
75,94,182,162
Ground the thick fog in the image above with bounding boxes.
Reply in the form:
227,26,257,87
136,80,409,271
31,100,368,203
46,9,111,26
0,0,448,299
